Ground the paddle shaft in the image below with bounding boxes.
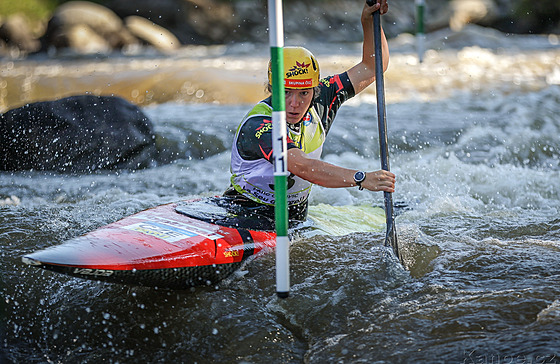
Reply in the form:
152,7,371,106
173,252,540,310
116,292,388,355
370,3,402,263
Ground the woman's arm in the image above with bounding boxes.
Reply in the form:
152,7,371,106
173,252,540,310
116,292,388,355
288,148,395,192
347,0,390,95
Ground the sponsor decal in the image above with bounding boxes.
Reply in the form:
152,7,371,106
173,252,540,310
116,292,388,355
125,221,201,243
302,113,312,126
255,119,272,139
73,268,114,277
285,60,313,88
286,61,310,79
320,75,342,91
285,79,312,88
223,250,240,258
129,214,223,240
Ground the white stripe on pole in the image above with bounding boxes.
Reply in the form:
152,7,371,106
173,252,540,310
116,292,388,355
416,0,426,63
268,0,283,48
276,235,290,294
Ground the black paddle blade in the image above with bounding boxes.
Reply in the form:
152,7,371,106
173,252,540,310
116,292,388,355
385,218,403,265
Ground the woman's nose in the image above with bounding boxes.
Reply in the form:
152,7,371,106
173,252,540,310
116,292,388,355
286,94,299,107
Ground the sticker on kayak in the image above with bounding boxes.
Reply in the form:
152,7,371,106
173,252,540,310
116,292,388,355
124,221,209,243
128,214,224,240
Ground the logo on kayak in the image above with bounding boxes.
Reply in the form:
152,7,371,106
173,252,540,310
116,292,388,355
124,221,200,243
224,250,240,258
129,214,224,240
73,268,114,277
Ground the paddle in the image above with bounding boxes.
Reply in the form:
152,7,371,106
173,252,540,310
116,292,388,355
367,0,403,264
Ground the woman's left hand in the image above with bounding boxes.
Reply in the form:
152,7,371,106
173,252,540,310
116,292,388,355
364,0,389,17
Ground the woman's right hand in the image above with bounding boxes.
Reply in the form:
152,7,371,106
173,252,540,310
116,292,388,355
362,170,395,192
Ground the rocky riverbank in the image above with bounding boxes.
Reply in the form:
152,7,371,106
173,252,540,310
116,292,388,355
0,0,558,58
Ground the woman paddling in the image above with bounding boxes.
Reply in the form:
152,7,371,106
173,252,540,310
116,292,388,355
224,0,395,223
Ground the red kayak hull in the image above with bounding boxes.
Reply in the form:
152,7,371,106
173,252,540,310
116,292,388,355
22,200,277,289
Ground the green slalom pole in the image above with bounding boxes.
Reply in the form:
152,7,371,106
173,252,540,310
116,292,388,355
268,0,290,299
416,0,425,63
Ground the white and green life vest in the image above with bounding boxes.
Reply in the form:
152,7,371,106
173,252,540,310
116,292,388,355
229,101,326,206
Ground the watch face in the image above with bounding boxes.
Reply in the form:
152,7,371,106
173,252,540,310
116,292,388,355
354,171,366,183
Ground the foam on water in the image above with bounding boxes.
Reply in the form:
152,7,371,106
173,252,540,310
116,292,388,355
3,28,560,363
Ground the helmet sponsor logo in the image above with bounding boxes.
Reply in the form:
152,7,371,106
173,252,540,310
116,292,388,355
285,61,314,88
285,79,313,88
286,61,310,79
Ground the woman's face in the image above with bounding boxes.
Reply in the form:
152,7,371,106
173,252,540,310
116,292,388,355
285,88,313,124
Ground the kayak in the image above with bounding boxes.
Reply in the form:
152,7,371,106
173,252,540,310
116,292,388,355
22,197,278,289
22,197,387,289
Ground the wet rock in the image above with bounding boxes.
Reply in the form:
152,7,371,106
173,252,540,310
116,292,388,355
1,0,557,58
426,24,512,50
108,0,235,44
106,0,197,43
61,24,111,54
43,1,137,53
0,195,20,207
0,95,157,173
183,0,235,43
0,14,41,54
449,0,498,31
124,16,180,52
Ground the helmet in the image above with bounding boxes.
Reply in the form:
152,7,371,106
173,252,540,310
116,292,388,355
268,46,320,89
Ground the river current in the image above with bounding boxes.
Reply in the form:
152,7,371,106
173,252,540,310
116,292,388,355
2,27,560,363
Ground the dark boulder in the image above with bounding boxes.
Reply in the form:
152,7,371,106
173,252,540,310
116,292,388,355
0,95,157,173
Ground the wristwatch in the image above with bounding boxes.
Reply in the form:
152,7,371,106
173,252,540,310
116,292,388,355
353,171,366,190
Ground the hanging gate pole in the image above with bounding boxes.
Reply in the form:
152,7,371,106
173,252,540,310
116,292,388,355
268,0,290,298
416,0,425,63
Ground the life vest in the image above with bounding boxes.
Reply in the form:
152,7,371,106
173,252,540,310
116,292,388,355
229,100,326,206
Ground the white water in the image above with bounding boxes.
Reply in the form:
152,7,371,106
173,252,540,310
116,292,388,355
2,26,560,363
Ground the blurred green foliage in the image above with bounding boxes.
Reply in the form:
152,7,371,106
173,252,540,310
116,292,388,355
0,0,58,22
